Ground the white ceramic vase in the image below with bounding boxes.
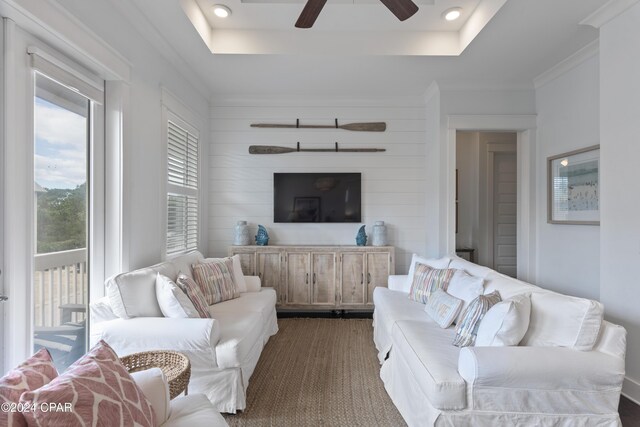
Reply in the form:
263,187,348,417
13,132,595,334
234,221,251,245
372,221,388,246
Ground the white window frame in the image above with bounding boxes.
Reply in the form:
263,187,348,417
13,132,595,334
161,88,203,259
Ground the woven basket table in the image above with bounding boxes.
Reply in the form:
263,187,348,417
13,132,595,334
121,350,191,400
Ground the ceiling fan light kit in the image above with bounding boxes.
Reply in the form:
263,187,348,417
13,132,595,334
295,0,419,28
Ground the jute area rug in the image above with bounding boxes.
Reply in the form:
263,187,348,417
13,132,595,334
223,318,407,427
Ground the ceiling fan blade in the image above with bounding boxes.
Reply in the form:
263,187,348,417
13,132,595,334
295,0,328,28
379,0,419,21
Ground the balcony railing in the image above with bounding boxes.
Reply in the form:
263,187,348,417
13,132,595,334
33,248,87,328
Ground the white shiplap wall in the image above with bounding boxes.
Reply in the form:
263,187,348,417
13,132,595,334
208,102,428,273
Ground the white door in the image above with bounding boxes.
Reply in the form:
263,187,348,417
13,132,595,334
493,152,517,277
2,24,104,371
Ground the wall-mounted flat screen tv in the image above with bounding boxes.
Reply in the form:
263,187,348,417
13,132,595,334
274,173,361,223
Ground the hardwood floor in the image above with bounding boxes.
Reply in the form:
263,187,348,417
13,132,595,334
620,396,640,426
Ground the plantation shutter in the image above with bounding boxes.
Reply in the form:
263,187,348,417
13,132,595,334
167,118,199,256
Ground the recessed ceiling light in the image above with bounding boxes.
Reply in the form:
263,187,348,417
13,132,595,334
212,4,231,18
443,7,462,21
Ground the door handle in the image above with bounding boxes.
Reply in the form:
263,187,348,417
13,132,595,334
306,273,309,284
367,273,371,284
313,273,316,284
361,273,364,285
0,295,8,302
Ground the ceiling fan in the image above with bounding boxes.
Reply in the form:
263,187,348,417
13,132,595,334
295,0,419,28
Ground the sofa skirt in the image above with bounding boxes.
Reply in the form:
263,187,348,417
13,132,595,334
380,348,621,427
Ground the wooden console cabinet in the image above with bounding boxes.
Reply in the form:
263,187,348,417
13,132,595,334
228,245,395,310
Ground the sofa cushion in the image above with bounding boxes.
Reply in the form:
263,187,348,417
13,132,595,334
162,394,229,427
447,269,485,324
424,289,463,328
131,368,170,425
177,274,212,318
373,287,435,363
204,255,247,293
449,256,494,279
192,258,240,305
208,288,277,327
210,310,265,369
406,254,451,289
106,266,167,319
475,293,531,346
408,264,456,304
453,291,502,347
168,251,204,282
483,271,539,299
520,291,604,351
20,340,156,427
0,349,58,427
391,320,466,410
156,273,200,318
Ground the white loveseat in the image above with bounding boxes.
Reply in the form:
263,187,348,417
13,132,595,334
373,255,627,427
90,251,278,413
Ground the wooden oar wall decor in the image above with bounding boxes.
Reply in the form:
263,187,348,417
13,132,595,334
249,143,385,155
250,119,386,132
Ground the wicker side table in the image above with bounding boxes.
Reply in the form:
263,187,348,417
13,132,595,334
121,350,191,399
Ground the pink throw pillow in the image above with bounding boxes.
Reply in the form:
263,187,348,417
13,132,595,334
19,340,156,427
0,348,58,427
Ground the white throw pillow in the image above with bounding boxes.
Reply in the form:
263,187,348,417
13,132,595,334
475,293,531,346
520,291,604,351
405,254,451,289
155,273,200,318
447,269,485,324
203,255,247,293
424,289,463,328
130,368,170,425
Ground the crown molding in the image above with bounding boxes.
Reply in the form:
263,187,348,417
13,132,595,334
533,40,599,89
580,0,639,28
209,95,428,108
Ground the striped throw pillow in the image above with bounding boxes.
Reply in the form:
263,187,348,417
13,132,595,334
176,273,211,318
453,291,502,347
192,258,240,305
408,263,456,304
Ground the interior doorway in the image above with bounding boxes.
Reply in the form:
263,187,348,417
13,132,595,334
455,131,518,277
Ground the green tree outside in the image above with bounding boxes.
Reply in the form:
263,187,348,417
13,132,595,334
36,183,87,254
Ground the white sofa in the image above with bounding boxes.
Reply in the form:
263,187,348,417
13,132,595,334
90,251,278,413
373,255,627,427
131,368,228,427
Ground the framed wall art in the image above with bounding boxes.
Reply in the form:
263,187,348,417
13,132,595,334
547,145,600,225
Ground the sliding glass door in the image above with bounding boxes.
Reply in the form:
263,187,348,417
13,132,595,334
32,74,92,371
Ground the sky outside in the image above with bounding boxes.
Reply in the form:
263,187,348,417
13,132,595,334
34,97,87,190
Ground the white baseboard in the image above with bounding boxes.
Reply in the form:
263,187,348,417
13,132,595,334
622,377,640,405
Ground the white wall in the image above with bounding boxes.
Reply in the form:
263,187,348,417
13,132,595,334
55,0,210,270
208,100,428,274
456,132,479,250
599,2,640,403
534,54,600,300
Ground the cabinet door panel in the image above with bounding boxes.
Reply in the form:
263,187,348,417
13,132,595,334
286,252,310,305
236,252,256,276
312,253,336,305
366,252,391,304
340,253,365,305
257,252,282,302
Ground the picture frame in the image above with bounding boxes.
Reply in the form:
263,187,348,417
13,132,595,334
547,145,600,225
